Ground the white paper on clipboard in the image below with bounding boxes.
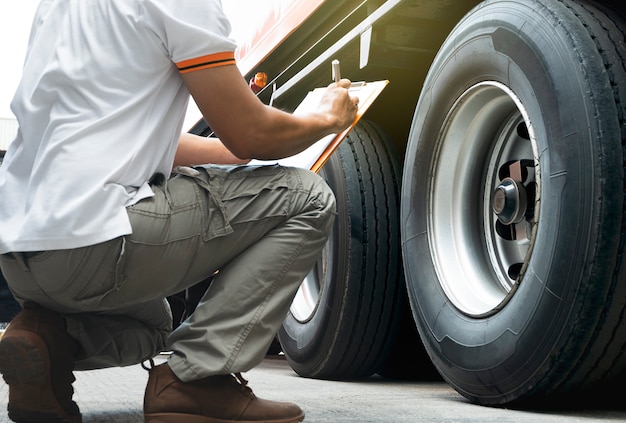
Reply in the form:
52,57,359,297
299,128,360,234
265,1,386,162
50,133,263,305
248,80,388,173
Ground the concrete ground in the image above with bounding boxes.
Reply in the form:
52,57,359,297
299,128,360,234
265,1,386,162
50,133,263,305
1,354,626,423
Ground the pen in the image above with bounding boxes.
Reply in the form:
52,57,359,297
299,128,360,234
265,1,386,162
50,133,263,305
332,59,341,83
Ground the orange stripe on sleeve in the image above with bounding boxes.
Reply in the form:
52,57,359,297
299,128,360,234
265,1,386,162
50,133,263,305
176,52,236,74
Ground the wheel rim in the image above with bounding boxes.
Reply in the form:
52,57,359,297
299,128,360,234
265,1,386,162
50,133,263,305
428,81,540,317
291,243,328,322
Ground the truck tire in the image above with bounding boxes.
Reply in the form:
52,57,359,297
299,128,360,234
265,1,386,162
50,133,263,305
278,120,405,379
401,0,626,406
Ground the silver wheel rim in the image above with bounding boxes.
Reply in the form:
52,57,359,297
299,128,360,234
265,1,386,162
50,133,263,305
290,237,332,322
429,81,540,317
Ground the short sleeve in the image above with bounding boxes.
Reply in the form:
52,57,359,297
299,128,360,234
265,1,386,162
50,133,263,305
140,0,238,73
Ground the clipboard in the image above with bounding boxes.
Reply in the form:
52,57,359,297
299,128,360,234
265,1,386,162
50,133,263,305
248,79,389,173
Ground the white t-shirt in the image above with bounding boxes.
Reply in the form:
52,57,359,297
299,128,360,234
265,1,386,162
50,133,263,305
0,0,237,254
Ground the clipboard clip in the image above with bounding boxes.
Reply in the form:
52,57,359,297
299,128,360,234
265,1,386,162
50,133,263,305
349,81,366,91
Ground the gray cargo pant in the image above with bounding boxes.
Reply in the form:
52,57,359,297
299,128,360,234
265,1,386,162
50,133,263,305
0,164,335,382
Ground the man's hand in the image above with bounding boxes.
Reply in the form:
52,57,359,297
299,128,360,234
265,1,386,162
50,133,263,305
316,79,359,133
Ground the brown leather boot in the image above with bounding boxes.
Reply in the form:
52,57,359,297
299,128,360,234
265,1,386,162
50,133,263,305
143,361,305,423
0,302,80,423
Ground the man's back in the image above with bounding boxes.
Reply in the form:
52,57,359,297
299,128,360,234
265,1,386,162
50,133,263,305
0,0,236,254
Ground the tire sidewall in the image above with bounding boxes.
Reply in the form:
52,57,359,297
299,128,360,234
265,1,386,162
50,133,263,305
401,0,621,403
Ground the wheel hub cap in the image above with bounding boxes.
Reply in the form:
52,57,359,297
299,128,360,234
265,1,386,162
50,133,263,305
492,177,527,225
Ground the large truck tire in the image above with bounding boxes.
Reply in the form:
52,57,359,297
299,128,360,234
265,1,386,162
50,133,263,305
278,121,406,379
401,0,626,406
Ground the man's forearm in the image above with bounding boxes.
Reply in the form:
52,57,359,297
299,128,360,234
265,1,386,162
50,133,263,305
174,133,250,167
181,65,358,162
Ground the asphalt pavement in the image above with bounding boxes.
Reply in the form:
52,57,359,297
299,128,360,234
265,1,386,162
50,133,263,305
1,354,626,423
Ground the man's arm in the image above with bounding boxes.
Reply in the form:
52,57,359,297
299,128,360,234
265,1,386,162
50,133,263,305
180,64,358,161
174,133,250,167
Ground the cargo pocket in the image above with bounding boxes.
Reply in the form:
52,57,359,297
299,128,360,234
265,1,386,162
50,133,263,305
74,238,127,308
173,165,234,242
196,166,294,230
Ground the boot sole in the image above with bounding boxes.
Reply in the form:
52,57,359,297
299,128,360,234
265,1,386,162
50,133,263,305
0,330,81,423
144,411,305,423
